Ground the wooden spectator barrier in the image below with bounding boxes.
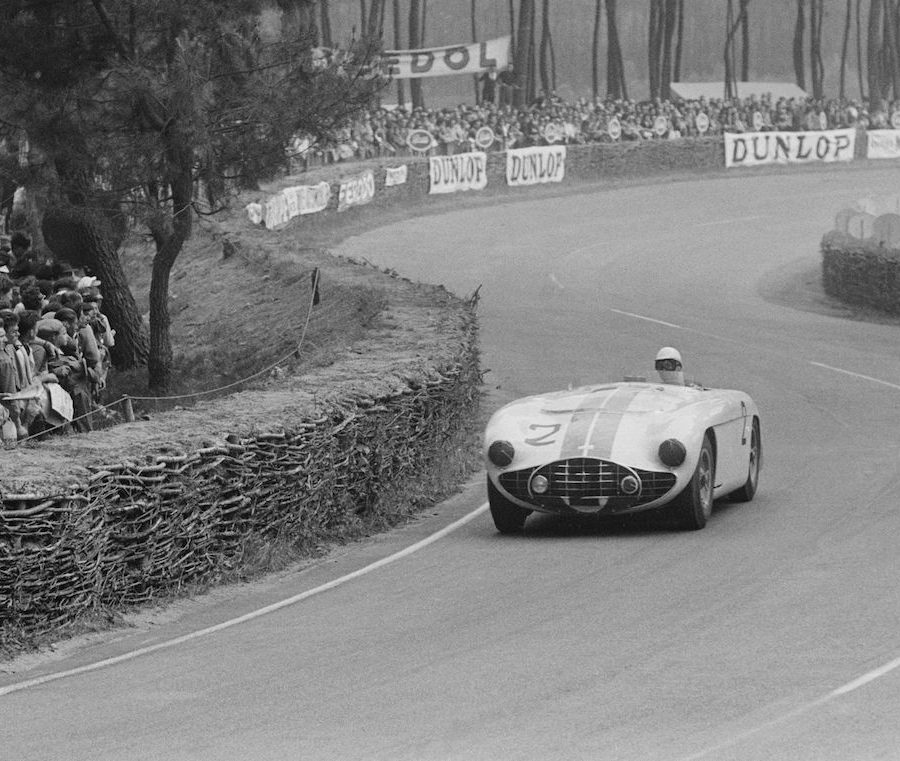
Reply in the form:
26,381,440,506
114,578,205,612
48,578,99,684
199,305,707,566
0,299,480,643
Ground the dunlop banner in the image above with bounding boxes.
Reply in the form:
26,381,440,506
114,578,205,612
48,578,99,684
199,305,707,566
429,152,488,194
384,165,408,187
337,170,375,211
867,130,900,159
384,36,510,79
724,128,855,168
506,145,567,187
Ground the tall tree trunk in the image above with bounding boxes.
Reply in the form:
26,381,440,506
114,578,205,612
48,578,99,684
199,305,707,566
408,0,424,109
42,206,148,370
147,145,193,393
673,0,685,83
539,0,553,96
592,0,602,101
508,0,516,61
793,0,806,91
527,2,537,103
359,0,368,39
472,0,480,102
868,0,884,107
605,0,627,99
740,0,750,81
660,0,677,99
725,0,735,97
648,0,663,99
809,0,825,98
882,0,900,98
320,0,333,47
365,0,386,40
420,0,427,44
513,0,535,107
840,0,853,98
857,0,866,99
393,0,404,106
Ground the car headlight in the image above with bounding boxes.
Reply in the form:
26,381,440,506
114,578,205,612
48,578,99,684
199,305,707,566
619,474,641,495
531,474,549,494
487,440,515,467
658,438,687,467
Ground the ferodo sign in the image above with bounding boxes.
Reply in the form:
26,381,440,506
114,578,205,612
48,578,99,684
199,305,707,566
337,170,375,211
429,151,488,194
724,128,855,168
384,36,511,79
506,145,566,187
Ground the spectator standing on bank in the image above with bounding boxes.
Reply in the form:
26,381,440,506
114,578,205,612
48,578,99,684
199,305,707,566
54,306,98,432
479,64,498,105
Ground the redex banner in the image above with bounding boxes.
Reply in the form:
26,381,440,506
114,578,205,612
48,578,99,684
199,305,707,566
248,181,330,229
429,152,488,194
506,145,567,186
337,170,375,211
384,36,510,79
867,130,900,159
724,128,855,168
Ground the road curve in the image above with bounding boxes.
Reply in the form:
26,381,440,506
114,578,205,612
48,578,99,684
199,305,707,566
5,165,900,761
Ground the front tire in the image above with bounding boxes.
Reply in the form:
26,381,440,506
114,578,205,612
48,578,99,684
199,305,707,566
487,477,530,534
730,418,761,503
672,434,715,531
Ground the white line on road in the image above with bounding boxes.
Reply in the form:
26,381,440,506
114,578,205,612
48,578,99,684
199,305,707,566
609,308,685,329
0,502,490,698
810,361,900,391
694,215,766,227
548,272,565,290
678,653,900,760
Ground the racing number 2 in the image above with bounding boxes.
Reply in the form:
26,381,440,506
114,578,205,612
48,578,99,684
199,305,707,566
525,423,561,447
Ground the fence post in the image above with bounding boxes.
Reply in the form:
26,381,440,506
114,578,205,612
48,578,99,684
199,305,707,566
123,396,135,423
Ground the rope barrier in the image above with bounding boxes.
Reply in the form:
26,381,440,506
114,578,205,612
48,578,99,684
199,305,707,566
9,268,322,446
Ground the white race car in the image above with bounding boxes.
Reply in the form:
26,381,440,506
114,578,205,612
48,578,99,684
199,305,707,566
484,381,761,533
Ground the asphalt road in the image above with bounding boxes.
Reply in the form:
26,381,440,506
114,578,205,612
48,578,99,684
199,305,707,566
5,165,900,761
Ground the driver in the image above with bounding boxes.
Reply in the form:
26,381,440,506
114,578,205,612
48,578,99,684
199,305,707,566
655,346,685,385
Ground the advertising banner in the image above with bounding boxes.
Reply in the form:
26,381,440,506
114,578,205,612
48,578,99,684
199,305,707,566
724,128,855,168
384,36,510,79
867,130,900,160
248,181,331,229
429,152,488,194
384,165,408,187
506,145,567,187
337,170,375,211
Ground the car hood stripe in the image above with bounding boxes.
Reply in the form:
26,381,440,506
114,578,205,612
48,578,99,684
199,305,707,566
559,386,644,460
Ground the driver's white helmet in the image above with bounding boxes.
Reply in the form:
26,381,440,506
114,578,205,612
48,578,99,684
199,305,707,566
655,346,684,385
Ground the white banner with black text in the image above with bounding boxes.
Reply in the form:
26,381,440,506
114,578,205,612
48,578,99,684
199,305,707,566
383,36,510,79
724,128,856,168
428,152,488,194
506,145,567,187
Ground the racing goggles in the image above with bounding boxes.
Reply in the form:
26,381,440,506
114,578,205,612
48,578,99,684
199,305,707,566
655,359,682,371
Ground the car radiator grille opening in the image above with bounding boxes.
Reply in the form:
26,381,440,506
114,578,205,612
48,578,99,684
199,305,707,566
498,457,677,511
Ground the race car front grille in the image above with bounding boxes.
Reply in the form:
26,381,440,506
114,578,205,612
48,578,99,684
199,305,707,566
498,457,676,511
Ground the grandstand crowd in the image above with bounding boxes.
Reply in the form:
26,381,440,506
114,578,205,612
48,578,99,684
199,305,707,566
0,232,114,443
298,90,885,165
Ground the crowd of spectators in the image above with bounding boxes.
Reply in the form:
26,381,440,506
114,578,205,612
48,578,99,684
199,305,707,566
0,233,115,444
293,89,892,167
